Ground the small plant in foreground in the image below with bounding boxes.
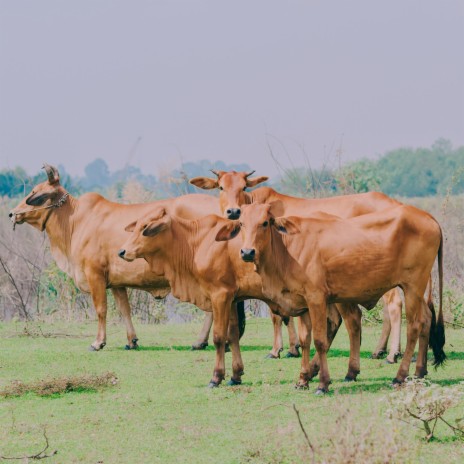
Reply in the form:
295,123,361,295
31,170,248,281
385,377,464,442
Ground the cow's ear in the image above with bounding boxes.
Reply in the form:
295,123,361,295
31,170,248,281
215,221,241,241
143,217,171,237
125,221,137,232
246,176,268,188
273,217,300,235
26,192,51,206
189,177,219,190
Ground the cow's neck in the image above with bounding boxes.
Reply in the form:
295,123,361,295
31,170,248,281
163,216,218,307
44,196,77,263
260,230,297,294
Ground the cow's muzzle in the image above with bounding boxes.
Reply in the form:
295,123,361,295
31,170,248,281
226,208,241,220
240,248,256,262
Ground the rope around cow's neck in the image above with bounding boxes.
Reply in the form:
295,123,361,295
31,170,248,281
12,192,70,230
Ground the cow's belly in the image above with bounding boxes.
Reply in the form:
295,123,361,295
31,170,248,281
262,288,308,316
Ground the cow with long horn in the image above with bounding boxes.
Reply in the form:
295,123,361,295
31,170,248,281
9,164,223,351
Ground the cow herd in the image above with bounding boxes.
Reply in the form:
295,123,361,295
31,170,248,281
10,164,445,394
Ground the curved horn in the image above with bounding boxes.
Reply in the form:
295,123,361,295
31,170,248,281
42,163,60,184
244,170,256,178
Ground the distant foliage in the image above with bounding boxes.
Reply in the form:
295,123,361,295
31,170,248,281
274,138,464,197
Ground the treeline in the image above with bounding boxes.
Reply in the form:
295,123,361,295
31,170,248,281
278,138,464,198
0,159,252,200
1,139,463,199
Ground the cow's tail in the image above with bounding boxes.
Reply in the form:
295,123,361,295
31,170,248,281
237,301,246,339
429,230,446,368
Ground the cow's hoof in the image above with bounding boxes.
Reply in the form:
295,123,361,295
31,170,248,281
370,350,386,359
391,378,403,388
227,378,242,386
315,388,328,395
295,382,310,390
191,342,208,351
344,376,357,382
89,342,106,351
207,380,220,388
125,338,139,350
284,351,301,358
265,353,279,359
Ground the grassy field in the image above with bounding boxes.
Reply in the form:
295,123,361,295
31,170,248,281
1,319,463,463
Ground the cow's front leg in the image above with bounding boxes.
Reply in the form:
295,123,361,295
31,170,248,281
87,274,108,351
227,302,245,385
112,288,139,349
308,300,331,394
208,292,232,387
295,312,312,388
308,304,342,379
192,312,213,350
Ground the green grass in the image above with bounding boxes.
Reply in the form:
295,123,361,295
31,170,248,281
1,319,463,463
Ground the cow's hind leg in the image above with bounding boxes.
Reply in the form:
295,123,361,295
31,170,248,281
267,311,284,359
336,303,362,381
284,317,300,358
415,299,431,378
111,288,139,349
192,312,212,350
227,303,245,386
88,274,108,351
295,312,312,388
371,300,391,359
385,288,403,364
393,288,426,385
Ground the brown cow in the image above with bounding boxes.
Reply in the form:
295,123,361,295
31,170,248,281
190,170,404,363
118,208,364,387
217,203,445,393
9,164,221,350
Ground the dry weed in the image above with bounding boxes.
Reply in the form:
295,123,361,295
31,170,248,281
0,371,118,398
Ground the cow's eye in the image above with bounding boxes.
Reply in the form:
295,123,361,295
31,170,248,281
239,222,243,227
219,186,223,191
262,221,269,227
242,187,247,191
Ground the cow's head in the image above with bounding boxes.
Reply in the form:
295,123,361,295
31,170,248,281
215,203,300,264
119,207,171,262
9,164,68,231
189,170,268,219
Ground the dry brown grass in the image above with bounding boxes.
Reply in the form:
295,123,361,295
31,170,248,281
0,371,118,398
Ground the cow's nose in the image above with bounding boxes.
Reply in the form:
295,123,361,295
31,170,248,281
240,248,255,262
8,212,13,218
118,249,126,258
226,208,241,220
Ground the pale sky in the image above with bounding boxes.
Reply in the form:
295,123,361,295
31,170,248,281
1,1,463,178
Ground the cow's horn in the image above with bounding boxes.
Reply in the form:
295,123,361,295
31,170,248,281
244,170,256,178
42,163,60,184
210,169,220,177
